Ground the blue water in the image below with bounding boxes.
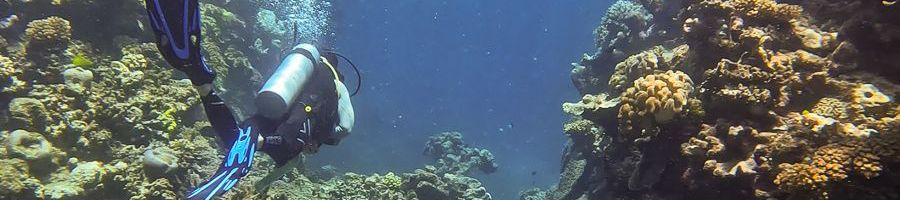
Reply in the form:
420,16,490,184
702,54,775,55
307,1,608,198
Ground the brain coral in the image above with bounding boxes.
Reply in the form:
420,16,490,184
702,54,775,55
618,70,693,136
810,97,850,120
25,16,71,44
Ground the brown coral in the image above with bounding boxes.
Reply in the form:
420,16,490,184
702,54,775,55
775,136,898,196
618,70,694,137
701,0,803,23
24,16,72,44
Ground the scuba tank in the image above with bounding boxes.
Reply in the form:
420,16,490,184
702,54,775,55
256,43,321,120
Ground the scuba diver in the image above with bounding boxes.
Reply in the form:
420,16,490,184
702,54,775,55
144,0,359,199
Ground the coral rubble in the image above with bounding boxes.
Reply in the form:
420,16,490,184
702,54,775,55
546,0,900,199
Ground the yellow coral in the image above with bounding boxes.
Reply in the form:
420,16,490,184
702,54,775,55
158,106,179,133
722,0,803,23
774,163,827,192
379,172,403,189
0,54,14,79
775,137,897,195
619,70,693,136
24,16,71,44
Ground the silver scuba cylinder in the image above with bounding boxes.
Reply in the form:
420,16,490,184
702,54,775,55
256,43,321,119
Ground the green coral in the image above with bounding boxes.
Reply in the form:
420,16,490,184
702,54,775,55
71,54,93,68
158,106,180,133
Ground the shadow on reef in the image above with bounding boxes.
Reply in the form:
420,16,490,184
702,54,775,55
525,0,900,200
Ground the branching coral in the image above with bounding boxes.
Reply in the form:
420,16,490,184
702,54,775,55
24,16,71,45
618,70,694,137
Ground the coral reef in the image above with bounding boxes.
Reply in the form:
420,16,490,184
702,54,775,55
1,1,498,200
424,131,499,175
549,0,900,199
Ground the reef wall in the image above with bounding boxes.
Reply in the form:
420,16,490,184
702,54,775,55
544,0,899,199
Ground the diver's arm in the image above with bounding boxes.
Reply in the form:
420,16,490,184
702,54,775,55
334,80,354,137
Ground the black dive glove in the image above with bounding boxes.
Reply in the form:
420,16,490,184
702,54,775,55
260,110,311,166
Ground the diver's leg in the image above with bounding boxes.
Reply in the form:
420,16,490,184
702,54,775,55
145,0,238,141
197,85,240,144
144,0,215,85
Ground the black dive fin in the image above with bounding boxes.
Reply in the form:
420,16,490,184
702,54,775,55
144,0,215,85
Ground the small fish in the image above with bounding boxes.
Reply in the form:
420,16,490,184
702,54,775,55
137,19,145,31
531,171,537,176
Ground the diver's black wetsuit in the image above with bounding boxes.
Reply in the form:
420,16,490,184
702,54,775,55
144,0,344,199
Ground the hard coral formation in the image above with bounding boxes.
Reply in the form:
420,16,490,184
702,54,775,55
25,16,72,45
552,0,900,199
424,131,499,175
619,70,694,136
608,45,689,94
596,0,655,60
562,93,620,117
